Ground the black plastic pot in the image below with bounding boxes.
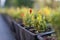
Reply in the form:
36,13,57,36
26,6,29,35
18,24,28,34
12,20,56,40
2,14,56,40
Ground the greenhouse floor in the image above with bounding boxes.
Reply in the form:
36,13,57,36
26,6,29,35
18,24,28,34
0,15,16,40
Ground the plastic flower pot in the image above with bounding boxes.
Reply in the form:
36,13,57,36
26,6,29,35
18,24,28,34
12,20,56,40
2,14,56,40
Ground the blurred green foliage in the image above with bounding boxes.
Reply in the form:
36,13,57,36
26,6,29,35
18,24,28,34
5,0,34,8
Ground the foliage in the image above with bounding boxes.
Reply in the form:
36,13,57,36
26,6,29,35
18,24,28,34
3,7,60,39
5,7,53,33
5,0,34,8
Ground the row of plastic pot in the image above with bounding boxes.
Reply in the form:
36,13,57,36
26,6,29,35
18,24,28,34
2,14,57,40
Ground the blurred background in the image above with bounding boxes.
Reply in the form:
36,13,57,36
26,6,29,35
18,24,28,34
0,0,60,8
0,0,60,40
